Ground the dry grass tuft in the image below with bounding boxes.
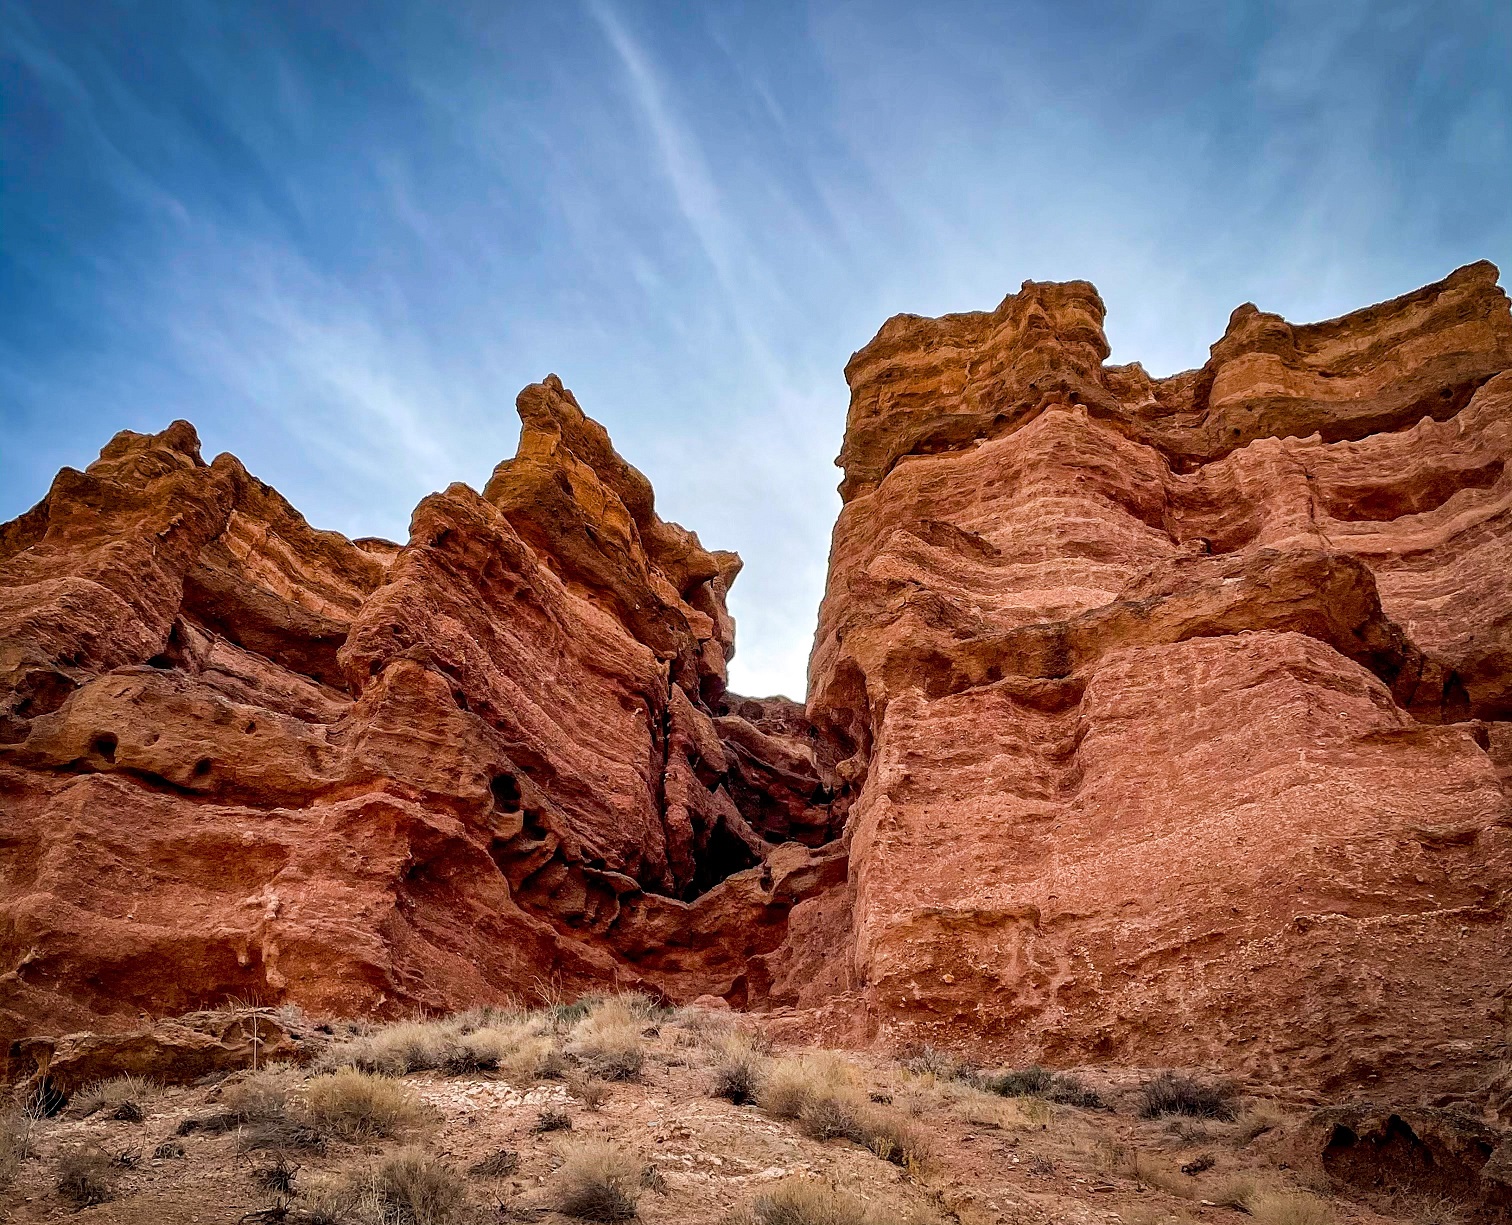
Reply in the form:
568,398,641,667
1124,1150,1195,1199
569,1073,611,1111
567,998,647,1081
1233,1102,1286,1145
789,1090,932,1175
711,1033,768,1105
0,1109,30,1188
56,1146,116,1207
1208,1176,1260,1210
296,1151,469,1225
320,1018,458,1076
975,1064,1103,1108
73,1073,158,1120
364,1147,469,1225
1404,1195,1466,1225
759,1052,857,1120
730,1177,885,1225
1247,1189,1333,1225
305,1068,425,1140
221,1064,301,1124
901,1044,972,1081
1138,1072,1237,1121
549,1138,641,1220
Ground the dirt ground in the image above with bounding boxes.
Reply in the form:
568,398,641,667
0,1005,1435,1225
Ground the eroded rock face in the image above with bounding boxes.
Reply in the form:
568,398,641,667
4,265,1511,1105
808,261,1512,1098
0,376,838,1051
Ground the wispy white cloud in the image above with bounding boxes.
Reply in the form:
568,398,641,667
2,0,1508,697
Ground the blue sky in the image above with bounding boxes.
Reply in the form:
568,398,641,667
3,1,1509,697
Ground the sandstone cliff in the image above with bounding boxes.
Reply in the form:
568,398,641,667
807,261,1512,1098
3,265,1510,1103
0,376,840,1046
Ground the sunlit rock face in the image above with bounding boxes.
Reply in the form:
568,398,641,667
806,261,1512,1098
4,264,1511,1103
0,375,840,1047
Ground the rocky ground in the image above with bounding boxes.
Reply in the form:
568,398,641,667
0,999,1483,1225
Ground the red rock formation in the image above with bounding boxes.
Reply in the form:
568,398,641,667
807,261,1512,1098
4,264,1511,1106
0,376,836,1050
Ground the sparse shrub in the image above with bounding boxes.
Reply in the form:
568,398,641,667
1247,1189,1333,1225
714,1054,763,1105
366,1147,469,1225
1138,1072,1237,1120
759,1053,855,1120
239,1116,329,1153
549,1139,640,1221
0,1109,30,1187
569,1073,610,1111
73,1073,158,1120
306,1068,425,1140
639,1163,668,1195
322,1019,457,1076
855,1106,933,1175
109,1145,142,1168
1045,1073,1104,1109
1233,1102,1286,1145
253,1153,299,1194
567,999,646,1081
980,1065,1053,1096
56,1146,116,1207
978,1065,1104,1108
534,1106,573,1133
469,1148,521,1178
1406,1195,1465,1225
537,1046,571,1080
799,1094,863,1142
222,1064,301,1124
730,1177,875,1225
153,1137,186,1160
902,1044,972,1081
551,999,596,1031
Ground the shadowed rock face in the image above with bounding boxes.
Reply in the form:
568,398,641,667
806,261,1512,1100
3,265,1511,1103
0,375,840,1047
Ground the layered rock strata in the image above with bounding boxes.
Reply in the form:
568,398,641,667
0,377,838,1048
807,261,1512,1098
3,264,1511,1105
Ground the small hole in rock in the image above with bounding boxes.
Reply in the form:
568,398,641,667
192,758,213,777
491,773,522,811
91,733,118,763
